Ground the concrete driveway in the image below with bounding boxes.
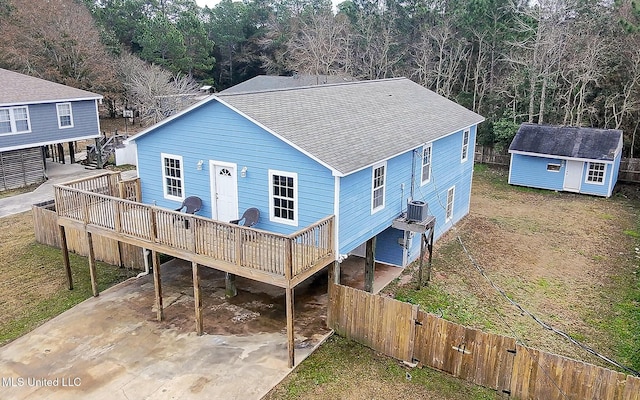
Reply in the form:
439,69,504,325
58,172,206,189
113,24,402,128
0,161,136,218
0,259,332,400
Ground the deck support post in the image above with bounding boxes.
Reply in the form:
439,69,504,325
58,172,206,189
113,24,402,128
418,233,425,288
225,273,237,298
57,143,65,164
286,286,295,368
329,260,341,285
86,231,98,297
192,262,203,335
152,250,163,321
68,142,75,164
426,229,434,284
364,236,376,293
59,225,73,290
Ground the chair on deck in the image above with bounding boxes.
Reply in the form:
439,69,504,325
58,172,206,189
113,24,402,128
174,196,202,228
175,196,202,215
230,208,260,227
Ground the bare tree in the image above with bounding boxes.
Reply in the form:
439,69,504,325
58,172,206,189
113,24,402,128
0,0,120,95
118,53,200,126
284,11,351,75
349,9,404,80
411,16,469,98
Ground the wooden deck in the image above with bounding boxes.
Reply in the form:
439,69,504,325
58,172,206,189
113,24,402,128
52,172,336,367
53,184,335,288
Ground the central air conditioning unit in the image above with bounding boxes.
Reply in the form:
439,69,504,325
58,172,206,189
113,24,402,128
407,200,428,222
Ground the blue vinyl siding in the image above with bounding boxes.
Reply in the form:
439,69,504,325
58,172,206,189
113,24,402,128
404,127,476,263
135,100,334,235
580,162,613,197
339,126,477,264
375,227,405,266
339,151,412,254
0,100,99,151
509,154,565,191
509,153,618,197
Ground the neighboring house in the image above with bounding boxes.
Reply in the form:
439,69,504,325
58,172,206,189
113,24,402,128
0,68,103,190
508,123,623,198
219,74,357,94
126,77,484,267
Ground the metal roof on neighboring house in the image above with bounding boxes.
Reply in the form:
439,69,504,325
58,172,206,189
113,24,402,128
0,68,102,106
509,123,623,161
219,75,357,94
128,77,485,176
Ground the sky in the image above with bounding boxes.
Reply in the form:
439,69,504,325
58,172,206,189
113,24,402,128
195,0,219,7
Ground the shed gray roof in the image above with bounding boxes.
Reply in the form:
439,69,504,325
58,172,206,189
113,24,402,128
217,78,484,175
220,75,357,94
509,123,622,161
0,68,102,106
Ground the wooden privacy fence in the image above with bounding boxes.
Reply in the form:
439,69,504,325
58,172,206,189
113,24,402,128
475,145,511,166
328,283,640,400
0,147,45,191
32,200,145,270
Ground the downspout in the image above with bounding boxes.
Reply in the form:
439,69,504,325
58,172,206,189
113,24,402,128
136,248,151,278
410,148,417,200
333,175,342,261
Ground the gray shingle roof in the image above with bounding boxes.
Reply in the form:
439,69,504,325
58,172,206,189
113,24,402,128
217,78,484,175
220,75,357,94
509,123,622,161
0,68,102,106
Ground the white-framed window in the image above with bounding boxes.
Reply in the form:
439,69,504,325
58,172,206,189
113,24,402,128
461,129,470,162
161,153,184,201
421,143,432,185
445,186,455,222
371,162,386,213
0,106,30,135
56,103,74,128
269,170,298,226
547,163,561,172
586,162,606,185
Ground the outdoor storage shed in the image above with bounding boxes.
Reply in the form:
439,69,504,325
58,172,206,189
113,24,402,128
508,123,623,197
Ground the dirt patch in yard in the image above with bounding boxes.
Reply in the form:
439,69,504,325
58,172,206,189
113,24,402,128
386,167,639,369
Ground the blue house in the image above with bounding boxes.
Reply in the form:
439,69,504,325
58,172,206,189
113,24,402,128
126,77,484,269
0,68,103,190
508,123,623,198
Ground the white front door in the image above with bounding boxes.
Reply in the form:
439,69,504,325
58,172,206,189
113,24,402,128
209,161,238,222
564,160,583,192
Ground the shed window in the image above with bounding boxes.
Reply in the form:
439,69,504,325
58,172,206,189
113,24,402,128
547,163,561,172
0,106,30,135
586,162,606,184
446,186,455,222
269,170,297,226
371,162,386,213
461,129,470,162
161,153,184,201
421,143,432,185
56,103,74,128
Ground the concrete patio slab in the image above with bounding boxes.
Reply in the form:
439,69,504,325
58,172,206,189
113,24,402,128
0,259,330,400
0,253,402,400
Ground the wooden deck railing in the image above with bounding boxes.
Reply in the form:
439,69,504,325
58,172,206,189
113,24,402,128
61,171,141,202
53,184,334,284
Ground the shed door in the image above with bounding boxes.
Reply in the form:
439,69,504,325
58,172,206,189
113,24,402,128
209,161,238,222
564,160,583,192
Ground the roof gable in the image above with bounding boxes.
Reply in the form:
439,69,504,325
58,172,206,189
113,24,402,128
0,68,102,106
509,123,622,161
128,78,484,175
